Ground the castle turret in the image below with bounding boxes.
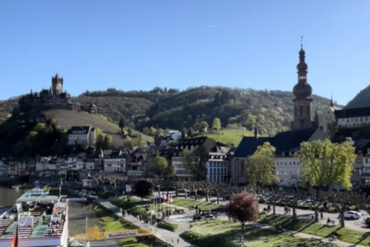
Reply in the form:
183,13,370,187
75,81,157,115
51,73,63,96
291,44,314,130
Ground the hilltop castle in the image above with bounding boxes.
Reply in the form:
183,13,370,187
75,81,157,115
19,74,74,110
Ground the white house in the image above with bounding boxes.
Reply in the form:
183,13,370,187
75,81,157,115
103,158,125,173
67,126,96,147
275,157,301,187
206,151,229,184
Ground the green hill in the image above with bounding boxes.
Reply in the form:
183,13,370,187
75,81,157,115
0,86,334,144
74,87,333,137
43,109,153,147
198,128,253,147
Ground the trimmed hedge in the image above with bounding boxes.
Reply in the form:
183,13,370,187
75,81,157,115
157,221,178,232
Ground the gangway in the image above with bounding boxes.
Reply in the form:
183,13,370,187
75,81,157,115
74,225,153,241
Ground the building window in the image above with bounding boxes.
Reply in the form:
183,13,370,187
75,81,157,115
300,105,303,116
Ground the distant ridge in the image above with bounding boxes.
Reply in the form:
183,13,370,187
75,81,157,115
346,84,370,109
0,86,333,137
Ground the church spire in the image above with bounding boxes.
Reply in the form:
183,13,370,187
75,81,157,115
293,43,311,99
330,95,334,107
291,41,314,130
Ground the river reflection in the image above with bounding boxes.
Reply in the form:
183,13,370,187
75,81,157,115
0,186,25,207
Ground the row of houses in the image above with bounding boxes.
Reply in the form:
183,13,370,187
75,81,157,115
3,131,370,188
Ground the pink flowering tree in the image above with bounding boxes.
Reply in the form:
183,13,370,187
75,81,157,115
226,192,259,234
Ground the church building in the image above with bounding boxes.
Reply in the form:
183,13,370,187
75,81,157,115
231,45,327,186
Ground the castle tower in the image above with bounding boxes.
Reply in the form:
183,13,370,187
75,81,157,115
51,73,63,96
291,45,313,130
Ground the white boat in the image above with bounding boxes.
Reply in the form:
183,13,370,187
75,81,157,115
0,187,68,247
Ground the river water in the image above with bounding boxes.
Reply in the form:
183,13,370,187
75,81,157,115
0,186,25,207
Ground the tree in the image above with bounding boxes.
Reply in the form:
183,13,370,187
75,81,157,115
151,156,174,177
182,146,209,181
134,180,153,201
200,121,209,133
297,140,355,189
103,135,113,149
226,192,259,241
119,118,125,133
296,139,356,221
95,128,113,150
247,142,277,188
156,128,164,137
212,117,221,131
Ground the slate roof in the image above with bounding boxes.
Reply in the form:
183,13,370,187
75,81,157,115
270,128,318,154
67,126,91,134
234,137,271,157
234,128,326,158
335,107,370,118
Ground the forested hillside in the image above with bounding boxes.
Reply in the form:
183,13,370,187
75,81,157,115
346,84,370,109
76,87,332,137
0,86,333,138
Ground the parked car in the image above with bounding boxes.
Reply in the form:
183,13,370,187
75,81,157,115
364,217,370,227
344,211,361,220
203,213,215,219
193,214,202,221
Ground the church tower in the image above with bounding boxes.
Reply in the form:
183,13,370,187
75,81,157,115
291,45,313,130
51,73,63,96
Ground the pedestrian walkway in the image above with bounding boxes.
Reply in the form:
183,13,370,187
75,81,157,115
98,200,197,247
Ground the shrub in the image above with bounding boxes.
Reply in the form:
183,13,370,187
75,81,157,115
157,221,178,232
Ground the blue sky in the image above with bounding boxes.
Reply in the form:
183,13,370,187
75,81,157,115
0,1,370,105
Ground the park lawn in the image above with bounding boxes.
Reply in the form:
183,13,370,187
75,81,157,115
171,198,223,211
181,219,335,247
118,236,172,247
258,214,370,245
91,203,137,231
112,196,148,210
198,128,253,146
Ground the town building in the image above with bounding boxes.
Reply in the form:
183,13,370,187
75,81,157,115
171,156,195,178
126,147,156,177
168,137,217,179
103,158,125,173
67,126,96,147
0,161,7,176
206,147,231,184
335,107,370,129
320,99,341,137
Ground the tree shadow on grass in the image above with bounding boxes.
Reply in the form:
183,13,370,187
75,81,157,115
324,226,342,239
355,231,370,246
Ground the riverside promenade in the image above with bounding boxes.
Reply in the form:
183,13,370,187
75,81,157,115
98,199,197,247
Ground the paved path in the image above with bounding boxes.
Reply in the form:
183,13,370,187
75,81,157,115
98,200,197,247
